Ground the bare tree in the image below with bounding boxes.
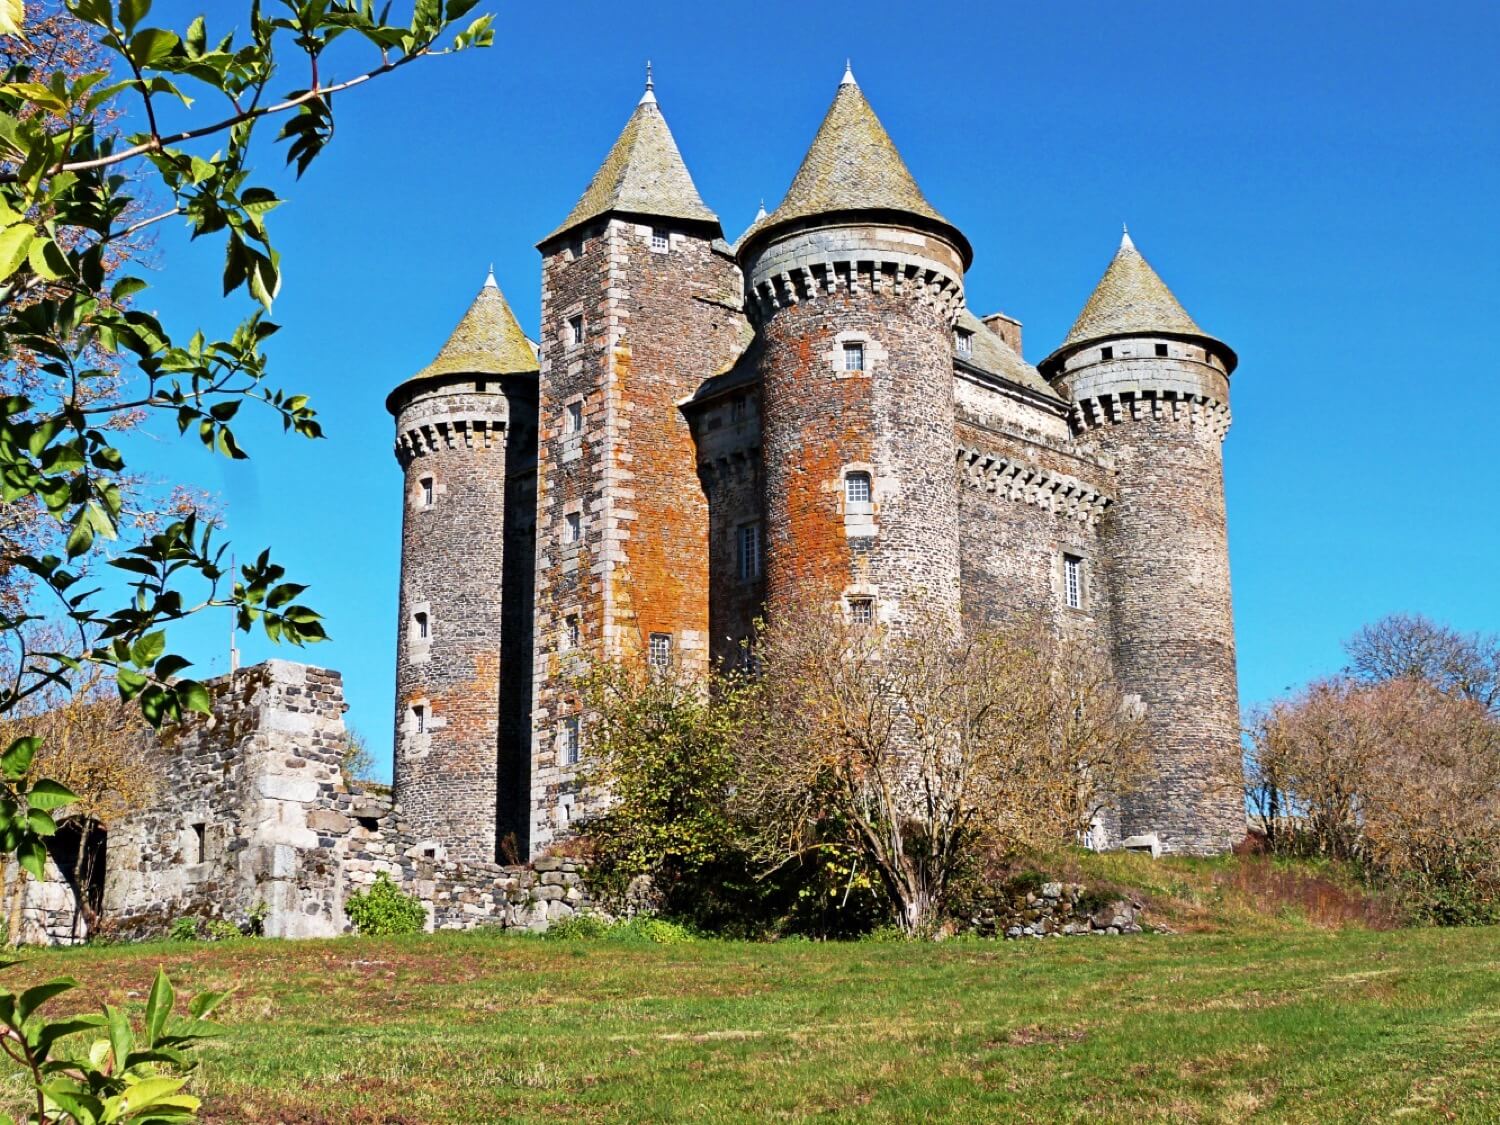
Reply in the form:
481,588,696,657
736,604,1148,933
1345,613,1500,715
1249,675,1500,912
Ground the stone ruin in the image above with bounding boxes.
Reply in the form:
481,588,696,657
2,660,596,946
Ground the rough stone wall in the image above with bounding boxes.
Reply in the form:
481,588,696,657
688,373,765,666
102,661,350,940
392,378,518,863
954,390,1115,640
530,221,747,853
1057,341,1244,854
499,393,538,858
6,661,599,945
747,223,965,632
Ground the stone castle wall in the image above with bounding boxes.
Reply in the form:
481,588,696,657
530,218,748,852
747,224,966,632
392,377,515,863
1058,341,1244,853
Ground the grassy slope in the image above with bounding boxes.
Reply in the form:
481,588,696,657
4,925,1497,1123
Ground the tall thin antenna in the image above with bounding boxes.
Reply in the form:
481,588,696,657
229,551,240,674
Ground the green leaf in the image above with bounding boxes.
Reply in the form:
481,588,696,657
27,808,56,837
1,736,39,781
127,28,179,66
26,779,76,811
131,630,166,668
0,223,33,283
17,837,48,881
26,236,70,281
116,666,147,701
144,969,174,1046
17,978,76,1023
0,0,24,39
105,1004,133,1072
188,989,231,1019
177,681,211,715
118,0,151,34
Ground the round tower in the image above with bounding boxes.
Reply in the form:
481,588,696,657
1039,230,1243,854
738,66,969,632
387,272,539,863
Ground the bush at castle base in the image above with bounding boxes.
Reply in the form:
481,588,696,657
345,871,428,936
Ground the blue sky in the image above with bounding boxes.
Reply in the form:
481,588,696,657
127,0,1499,778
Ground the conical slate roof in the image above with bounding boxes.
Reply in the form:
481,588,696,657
389,273,537,413
542,76,719,245
1042,230,1234,374
738,66,970,264
417,271,538,379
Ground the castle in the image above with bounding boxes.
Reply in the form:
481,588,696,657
387,66,1246,864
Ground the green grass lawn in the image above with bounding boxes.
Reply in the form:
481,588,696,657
4,925,1497,1123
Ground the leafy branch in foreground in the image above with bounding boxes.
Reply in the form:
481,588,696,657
0,0,491,887
0,963,225,1123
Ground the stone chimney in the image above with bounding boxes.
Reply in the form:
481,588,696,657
981,311,1022,355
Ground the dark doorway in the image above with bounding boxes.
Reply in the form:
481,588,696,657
44,818,107,939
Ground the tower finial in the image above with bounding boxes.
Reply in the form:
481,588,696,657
484,264,497,289
754,198,768,222
640,60,657,105
841,58,855,86
1120,222,1134,251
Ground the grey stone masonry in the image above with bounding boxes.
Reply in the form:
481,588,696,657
3,661,598,945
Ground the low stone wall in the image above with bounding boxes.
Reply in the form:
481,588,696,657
335,788,598,931
969,882,1145,939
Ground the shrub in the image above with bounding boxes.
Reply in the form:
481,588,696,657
205,918,243,941
610,916,696,944
541,914,613,940
345,871,427,936
169,916,200,942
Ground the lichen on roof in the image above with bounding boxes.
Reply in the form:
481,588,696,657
543,79,719,245
410,272,539,382
1058,230,1211,349
954,309,1058,400
738,68,968,262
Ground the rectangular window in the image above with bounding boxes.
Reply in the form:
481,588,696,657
420,477,434,507
731,395,747,421
565,512,581,544
842,341,865,372
562,716,581,766
1100,346,1113,361
1064,554,1083,609
570,235,584,260
414,611,429,640
563,614,580,651
649,632,673,670
848,597,874,625
186,822,205,865
567,314,584,348
1155,343,1169,357
651,227,669,252
565,401,582,434
413,704,426,734
955,328,973,358
738,523,761,581
845,471,872,505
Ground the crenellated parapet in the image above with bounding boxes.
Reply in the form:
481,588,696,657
957,444,1113,526
395,413,509,465
1069,389,1232,443
744,223,965,324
